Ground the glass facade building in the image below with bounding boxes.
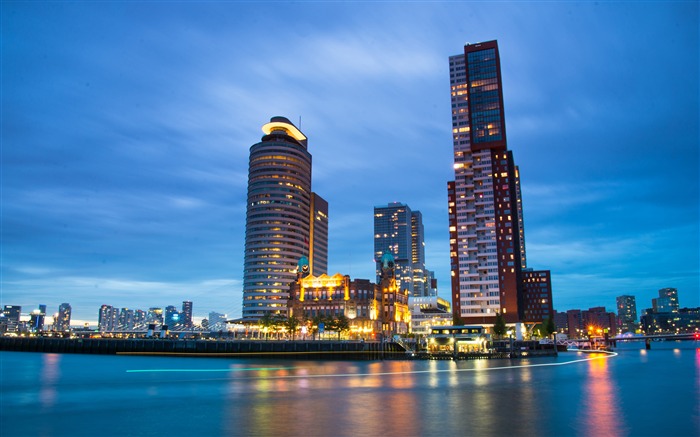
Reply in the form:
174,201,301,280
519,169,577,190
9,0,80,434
373,203,431,297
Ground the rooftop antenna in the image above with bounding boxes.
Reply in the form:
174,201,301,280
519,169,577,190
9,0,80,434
298,116,302,129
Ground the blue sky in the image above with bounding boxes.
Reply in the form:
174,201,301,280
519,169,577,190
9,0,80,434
2,1,698,324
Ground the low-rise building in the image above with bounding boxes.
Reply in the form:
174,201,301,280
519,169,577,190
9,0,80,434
288,252,410,338
409,296,452,336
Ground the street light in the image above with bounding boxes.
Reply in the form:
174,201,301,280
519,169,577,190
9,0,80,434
507,329,514,358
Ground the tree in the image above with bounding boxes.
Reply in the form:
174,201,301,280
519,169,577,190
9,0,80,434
542,316,556,338
333,315,351,340
259,313,280,340
493,312,507,339
284,316,300,340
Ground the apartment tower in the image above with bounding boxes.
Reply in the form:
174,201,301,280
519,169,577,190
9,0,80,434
447,40,527,325
242,117,328,320
616,295,638,333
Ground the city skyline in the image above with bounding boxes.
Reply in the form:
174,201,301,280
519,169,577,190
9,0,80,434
3,2,698,324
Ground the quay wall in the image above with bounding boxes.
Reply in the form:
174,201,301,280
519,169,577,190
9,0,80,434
0,337,406,360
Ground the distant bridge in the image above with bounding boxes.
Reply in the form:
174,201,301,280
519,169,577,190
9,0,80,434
558,333,698,350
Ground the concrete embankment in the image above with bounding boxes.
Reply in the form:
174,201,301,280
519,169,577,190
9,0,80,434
0,337,407,360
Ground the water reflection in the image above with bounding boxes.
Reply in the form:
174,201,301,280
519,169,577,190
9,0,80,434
580,353,624,436
39,353,61,408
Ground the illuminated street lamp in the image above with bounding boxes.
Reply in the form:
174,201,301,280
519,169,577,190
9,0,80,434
507,329,514,357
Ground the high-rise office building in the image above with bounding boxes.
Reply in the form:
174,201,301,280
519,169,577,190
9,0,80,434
181,301,193,328
657,288,679,313
373,203,431,297
2,305,21,332
410,210,428,296
310,193,329,276
56,303,72,332
164,305,180,329
447,40,547,326
29,304,47,332
242,116,328,321
374,203,413,294
616,295,638,333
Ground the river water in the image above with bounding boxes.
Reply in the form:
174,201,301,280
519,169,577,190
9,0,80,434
1,341,698,436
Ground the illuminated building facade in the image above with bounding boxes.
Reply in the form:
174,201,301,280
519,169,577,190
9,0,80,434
521,269,553,323
182,301,193,328
564,307,617,338
147,307,163,325
654,287,679,313
374,203,430,297
55,303,72,331
447,40,549,327
288,253,410,337
409,296,452,336
616,295,638,333
29,304,46,332
164,305,180,329
2,305,21,332
98,305,116,332
243,116,328,321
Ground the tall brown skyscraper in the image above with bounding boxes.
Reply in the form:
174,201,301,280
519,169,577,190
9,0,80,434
448,41,550,326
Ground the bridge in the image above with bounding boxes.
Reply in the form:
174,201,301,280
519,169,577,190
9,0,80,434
557,332,699,350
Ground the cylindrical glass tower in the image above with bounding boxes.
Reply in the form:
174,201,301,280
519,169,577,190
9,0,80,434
242,117,312,320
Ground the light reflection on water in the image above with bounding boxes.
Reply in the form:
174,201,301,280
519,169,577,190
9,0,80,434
39,353,61,408
1,343,698,437
580,352,625,437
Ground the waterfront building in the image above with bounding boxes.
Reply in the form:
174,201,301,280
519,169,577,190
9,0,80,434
640,307,700,335
616,295,638,333
288,253,410,338
310,193,329,276
242,116,328,321
56,303,72,332
0,314,8,333
447,40,549,328
147,307,163,325
582,307,617,337
521,269,553,324
98,305,115,332
164,305,180,329
134,309,146,328
28,304,47,332
208,312,228,332
409,296,452,336
374,203,432,297
2,305,21,332
565,309,584,339
118,308,134,330
182,301,193,328
552,310,568,335
653,287,679,313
